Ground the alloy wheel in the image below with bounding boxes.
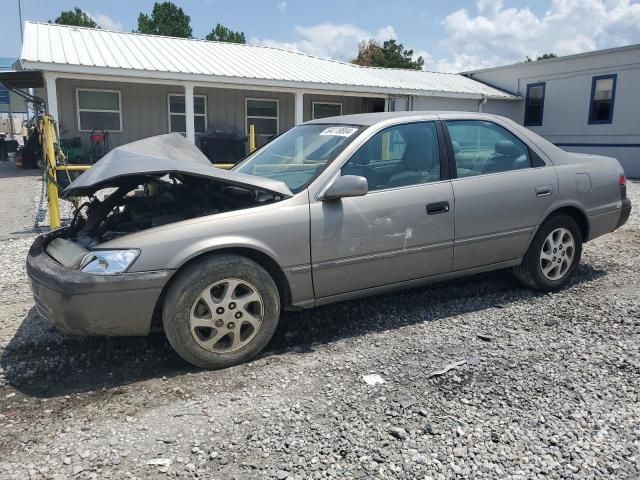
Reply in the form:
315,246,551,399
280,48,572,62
189,278,264,352
540,227,575,281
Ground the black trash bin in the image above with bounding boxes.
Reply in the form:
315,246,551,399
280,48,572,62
198,128,248,165
4,139,18,162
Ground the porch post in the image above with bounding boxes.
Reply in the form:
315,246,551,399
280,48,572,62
44,73,59,124
294,91,304,125
184,83,195,143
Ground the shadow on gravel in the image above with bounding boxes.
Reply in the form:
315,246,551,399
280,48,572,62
8,227,49,237
0,162,40,179
1,263,606,398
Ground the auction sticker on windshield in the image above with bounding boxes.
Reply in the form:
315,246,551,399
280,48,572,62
319,126,358,137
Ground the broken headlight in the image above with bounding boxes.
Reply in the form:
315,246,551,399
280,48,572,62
79,249,140,274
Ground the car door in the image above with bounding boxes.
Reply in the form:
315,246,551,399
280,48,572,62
444,119,558,270
309,121,454,299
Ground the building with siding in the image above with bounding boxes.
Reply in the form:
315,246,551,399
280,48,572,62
464,44,640,177
17,22,516,154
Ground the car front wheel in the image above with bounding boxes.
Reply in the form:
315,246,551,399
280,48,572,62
162,254,280,369
513,214,583,291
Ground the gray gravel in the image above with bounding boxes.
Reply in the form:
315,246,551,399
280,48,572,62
0,172,638,479
0,162,44,241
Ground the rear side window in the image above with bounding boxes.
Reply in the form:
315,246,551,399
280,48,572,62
341,122,440,191
446,120,530,178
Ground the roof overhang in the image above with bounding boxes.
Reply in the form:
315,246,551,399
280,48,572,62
0,69,44,89
22,61,517,101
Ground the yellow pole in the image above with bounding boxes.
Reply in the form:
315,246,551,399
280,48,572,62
42,116,61,229
56,165,92,172
249,124,256,153
381,131,390,161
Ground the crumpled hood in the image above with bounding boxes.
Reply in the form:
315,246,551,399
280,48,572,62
61,133,292,198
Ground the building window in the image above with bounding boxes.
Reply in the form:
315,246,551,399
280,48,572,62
76,89,121,132
312,102,342,119
246,98,278,146
589,74,617,124
168,94,207,134
524,82,545,126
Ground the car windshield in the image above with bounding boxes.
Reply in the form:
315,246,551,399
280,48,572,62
233,124,363,192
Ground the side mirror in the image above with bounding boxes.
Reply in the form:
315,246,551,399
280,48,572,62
321,175,368,201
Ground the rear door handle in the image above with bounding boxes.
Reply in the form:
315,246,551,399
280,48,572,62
426,201,450,215
535,185,552,197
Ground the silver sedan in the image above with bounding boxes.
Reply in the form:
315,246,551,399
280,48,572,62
27,112,631,368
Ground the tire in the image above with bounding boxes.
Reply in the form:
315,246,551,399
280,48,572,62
162,254,280,369
513,214,583,292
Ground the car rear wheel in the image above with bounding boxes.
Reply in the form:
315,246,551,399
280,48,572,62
163,254,280,369
513,214,583,291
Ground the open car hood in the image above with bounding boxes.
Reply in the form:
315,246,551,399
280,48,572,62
61,133,293,198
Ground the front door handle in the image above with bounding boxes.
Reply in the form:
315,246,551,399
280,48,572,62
536,185,552,197
426,201,450,215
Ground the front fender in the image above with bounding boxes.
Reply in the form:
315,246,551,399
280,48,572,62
170,235,284,270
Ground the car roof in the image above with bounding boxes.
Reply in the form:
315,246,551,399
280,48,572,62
305,111,486,126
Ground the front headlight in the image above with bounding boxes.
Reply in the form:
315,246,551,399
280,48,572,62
79,249,140,274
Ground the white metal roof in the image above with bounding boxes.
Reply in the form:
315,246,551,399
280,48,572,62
463,43,640,75
20,22,515,99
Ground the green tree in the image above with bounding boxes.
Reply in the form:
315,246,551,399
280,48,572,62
205,23,246,43
525,53,557,62
137,1,192,38
50,7,97,28
352,39,424,70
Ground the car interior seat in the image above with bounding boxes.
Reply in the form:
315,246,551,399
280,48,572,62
387,129,438,187
342,142,374,182
483,139,529,174
451,140,480,177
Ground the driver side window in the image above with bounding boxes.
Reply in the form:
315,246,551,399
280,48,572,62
341,122,440,191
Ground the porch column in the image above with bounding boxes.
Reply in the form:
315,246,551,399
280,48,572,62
184,83,195,143
44,73,59,124
384,97,389,112
294,91,304,125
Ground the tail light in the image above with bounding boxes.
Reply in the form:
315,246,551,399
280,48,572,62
619,174,627,199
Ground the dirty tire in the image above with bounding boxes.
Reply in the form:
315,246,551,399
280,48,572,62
513,214,583,292
163,254,280,369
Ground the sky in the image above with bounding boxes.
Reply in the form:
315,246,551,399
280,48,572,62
2,0,640,72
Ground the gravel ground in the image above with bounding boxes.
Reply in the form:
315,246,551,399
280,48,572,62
0,171,638,479
0,162,44,241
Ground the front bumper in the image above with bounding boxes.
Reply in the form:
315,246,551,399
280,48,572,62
27,233,173,336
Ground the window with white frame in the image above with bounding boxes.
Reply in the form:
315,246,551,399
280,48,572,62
168,94,207,134
76,89,122,132
246,98,278,146
312,102,342,119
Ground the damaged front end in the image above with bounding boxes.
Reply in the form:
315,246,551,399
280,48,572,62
45,133,291,272
55,171,282,260
27,134,292,335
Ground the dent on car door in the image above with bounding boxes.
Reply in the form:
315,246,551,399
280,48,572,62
309,121,454,299
445,120,558,270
